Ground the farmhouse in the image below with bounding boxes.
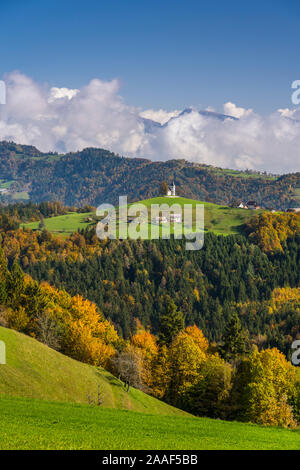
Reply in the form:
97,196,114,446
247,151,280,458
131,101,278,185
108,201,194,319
153,212,182,224
170,213,182,223
246,201,261,210
154,215,168,224
230,200,247,209
286,207,300,213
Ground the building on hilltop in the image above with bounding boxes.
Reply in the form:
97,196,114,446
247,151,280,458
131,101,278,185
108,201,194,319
153,213,182,224
246,200,261,210
166,181,176,197
170,213,182,223
231,199,261,210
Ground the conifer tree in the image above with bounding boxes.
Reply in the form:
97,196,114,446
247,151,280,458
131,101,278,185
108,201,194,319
220,312,250,362
0,246,8,304
8,260,25,310
159,298,184,345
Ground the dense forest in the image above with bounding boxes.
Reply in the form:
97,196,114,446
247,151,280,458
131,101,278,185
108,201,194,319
0,141,299,209
24,233,300,355
0,203,298,357
0,243,299,427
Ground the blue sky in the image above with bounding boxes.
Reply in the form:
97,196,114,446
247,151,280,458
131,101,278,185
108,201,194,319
1,0,300,113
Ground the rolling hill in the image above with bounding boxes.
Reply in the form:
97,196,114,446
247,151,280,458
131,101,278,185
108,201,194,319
0,141,299,210
0,326,185,416
131,196,258,236
22,197,259,237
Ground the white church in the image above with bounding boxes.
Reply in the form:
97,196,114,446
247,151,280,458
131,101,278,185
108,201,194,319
153,181,182,224
166,181,177,197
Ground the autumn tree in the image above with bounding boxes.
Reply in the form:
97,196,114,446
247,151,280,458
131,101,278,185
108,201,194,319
232,348,298,427
159,181,169,196
167,326,208,405
130,326,159,390
112,345,145,392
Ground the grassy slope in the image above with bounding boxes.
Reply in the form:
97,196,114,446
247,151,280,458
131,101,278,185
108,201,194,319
133,197,260,236
0,397,299,450
0,326,184,416
0,320,299,450
22,197,260,237
22,211,94,237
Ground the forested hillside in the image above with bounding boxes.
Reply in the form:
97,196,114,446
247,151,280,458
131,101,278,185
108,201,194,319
0,248,299,427
23,233,299,354
0,141,299,209
0,199,299,427
0,201,299,354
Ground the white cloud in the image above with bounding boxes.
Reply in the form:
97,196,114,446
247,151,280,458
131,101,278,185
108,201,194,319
0,72,151,155
0,71,299,173
223,102,253,118
48,87,79,103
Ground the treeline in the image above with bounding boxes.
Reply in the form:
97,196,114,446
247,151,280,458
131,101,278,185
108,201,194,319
0,250,299,427
0,142,299,209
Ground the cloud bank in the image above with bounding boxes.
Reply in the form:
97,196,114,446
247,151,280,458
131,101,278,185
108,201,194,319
0,71,299,174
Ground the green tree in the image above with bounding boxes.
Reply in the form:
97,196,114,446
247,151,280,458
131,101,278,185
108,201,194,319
220,312,249,362
183,354,232,419
7,260,25,310
159,299,184,345
159,181,169,196
0,246,8,304
232,349,297,427
38,217,46,230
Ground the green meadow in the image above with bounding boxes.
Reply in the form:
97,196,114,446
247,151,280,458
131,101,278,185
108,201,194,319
134,197,257,236
0,397,299,450
22,211,95,237
22,197,259,238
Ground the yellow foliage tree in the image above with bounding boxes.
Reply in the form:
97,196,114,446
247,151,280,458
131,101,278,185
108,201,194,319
238,348,297,427
167,326,208,403
130,329,159,391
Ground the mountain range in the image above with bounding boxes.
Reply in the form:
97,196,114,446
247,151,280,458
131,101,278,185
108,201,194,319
141,107,238,133
0,141,299,210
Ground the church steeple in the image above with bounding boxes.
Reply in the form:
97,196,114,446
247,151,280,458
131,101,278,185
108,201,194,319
166,180,177,197
171,181,176,196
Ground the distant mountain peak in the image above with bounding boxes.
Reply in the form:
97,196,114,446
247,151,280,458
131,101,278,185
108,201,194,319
167,107,239,124
141,107,238,133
